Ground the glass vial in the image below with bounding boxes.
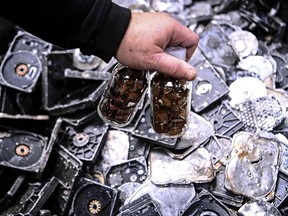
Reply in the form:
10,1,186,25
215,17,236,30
97,63,148,127
150,47,192,138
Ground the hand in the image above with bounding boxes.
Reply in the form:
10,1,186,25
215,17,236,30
115,12,199,80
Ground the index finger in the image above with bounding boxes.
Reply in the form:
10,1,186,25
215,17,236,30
169,19,199,61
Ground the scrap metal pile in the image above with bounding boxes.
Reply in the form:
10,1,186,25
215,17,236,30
0,0,288,215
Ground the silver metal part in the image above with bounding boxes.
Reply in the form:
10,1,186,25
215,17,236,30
198,22,238,66
73,48,102,71
175,111,214,150
225,131,280,200
229,30,258,59
125,180,196,216
185,2,213,22
233,96,286,131
228,77,267,107
217,136,233,165
64,68,112,81
276,133,288,176
118,182,142,204
237,55,275,81
149,147,215,185
238,200,281,216
267,87,288,120
205,135,233,165
150,0,184,13
113,0,150,12
97,130,129,173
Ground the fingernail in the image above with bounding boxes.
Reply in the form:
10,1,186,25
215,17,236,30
186,68,197,81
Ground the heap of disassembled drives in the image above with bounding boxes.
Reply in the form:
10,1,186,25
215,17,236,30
0,0,288,215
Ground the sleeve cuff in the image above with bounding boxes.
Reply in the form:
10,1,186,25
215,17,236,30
72,3,131,63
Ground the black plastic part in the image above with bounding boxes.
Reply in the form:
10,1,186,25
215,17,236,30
45,144,83,216
128,134,151,160
0,128,50,174
273,172,288,209
0,31,52,93
0,171,26,213
42,51,106,115
105,157,147,188
0,83,49,120
191,59,229,113
118,194,161,216
180,189,232,216
273,53,288,90
55,113,108,162
0,177,59,216
68,177,118,216
198,168,244,208
201,101,244,136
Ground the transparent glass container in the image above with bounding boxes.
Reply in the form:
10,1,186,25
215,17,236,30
97,63,148,127
150,47,192,138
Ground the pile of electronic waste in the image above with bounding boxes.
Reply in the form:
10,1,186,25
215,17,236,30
0,0,288,215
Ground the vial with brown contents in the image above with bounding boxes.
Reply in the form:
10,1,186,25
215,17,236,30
150,47,192,138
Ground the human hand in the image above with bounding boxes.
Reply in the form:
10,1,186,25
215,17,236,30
115,12,199,81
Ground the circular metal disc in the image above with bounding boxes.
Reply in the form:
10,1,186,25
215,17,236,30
229,30,258,59
228,77,267,107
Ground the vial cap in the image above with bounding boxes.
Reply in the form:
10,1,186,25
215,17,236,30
165,46,187,61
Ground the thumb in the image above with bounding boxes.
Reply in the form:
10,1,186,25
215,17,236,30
152,52,197,80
